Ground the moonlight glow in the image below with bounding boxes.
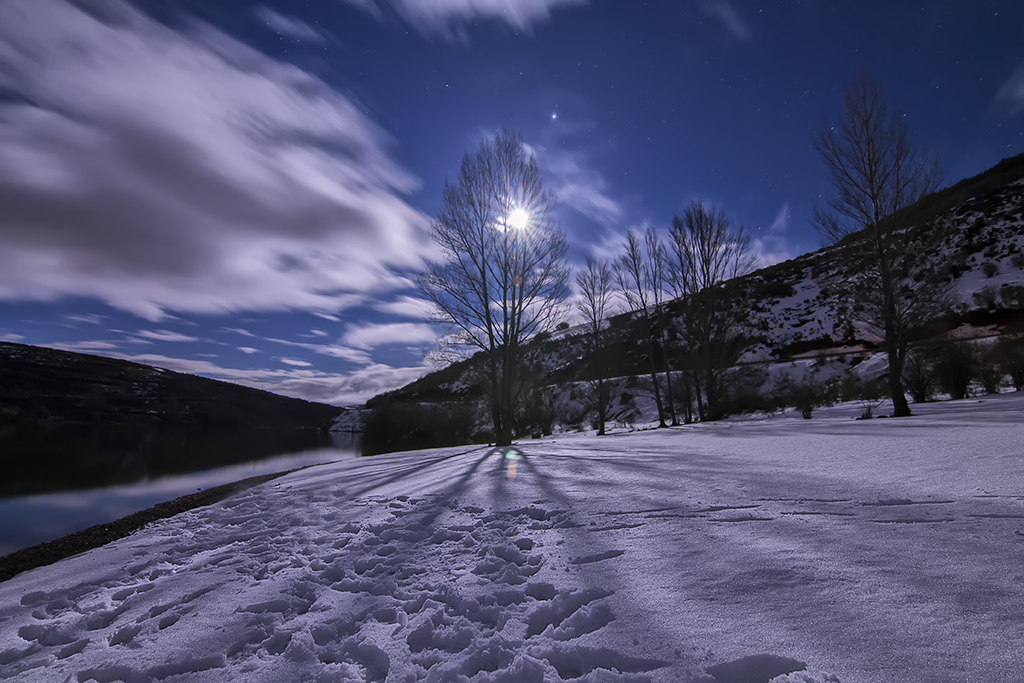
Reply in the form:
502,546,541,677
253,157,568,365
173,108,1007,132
508,208,529,230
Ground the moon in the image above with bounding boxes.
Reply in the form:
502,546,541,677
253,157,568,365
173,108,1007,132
508,208,529,230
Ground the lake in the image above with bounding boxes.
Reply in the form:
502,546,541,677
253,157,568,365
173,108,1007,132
0,425,361,556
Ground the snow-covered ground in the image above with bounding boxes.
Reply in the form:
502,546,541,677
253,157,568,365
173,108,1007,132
3,394,1024,683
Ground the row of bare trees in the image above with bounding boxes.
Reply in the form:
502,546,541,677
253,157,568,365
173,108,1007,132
419,75,958,444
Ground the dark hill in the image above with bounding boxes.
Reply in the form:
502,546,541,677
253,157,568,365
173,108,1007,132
0,342,342,431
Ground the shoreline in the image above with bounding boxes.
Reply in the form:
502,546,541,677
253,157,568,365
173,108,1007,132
0,468,303,583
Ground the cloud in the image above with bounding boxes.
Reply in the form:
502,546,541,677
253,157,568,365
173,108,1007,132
700,0,750,41
342,322,438,350
281,358,313,367
311,329,329,336
340,0,586,37
62,314,107,325
238,346,260,354
106,352,429,404
534,147,625,230
135,329,200,342
266,336,373,365
995,62,1024,114
752,202,795,267
254,6,327,43
0,1,433,321
373,295,438,319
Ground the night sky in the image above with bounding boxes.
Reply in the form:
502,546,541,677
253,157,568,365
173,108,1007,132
1,0,1022,405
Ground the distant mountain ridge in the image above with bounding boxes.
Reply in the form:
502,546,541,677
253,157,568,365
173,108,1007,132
0,342,342,431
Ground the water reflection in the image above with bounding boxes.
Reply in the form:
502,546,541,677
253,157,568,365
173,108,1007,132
0,426,362,555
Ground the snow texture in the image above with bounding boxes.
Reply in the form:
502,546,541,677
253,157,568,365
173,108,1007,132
3,393,1024,681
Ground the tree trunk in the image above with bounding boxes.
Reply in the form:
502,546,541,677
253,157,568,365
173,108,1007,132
643,320,667,427
887,339,911,417
596,377,607,436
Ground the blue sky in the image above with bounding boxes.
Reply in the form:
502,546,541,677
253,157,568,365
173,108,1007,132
1,0,1022,405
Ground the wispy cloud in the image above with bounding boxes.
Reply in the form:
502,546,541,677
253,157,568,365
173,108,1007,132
266,337,373,365
254,6,327,43
995,62,1024,114
238,346,260,354
135,329,200,343
342,322,437,350
752,202,795,267
340,0,586,38
0,1,432,321
534,147,626,230
62,314,107,325
281,358,313,367
108,353,429,404
700,0,750,41
373,295,437,319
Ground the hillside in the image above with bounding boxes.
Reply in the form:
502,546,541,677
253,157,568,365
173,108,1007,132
0,342,343,431
355,153,1024,442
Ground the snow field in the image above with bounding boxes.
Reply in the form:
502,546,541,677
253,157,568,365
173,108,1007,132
2,393,1024,681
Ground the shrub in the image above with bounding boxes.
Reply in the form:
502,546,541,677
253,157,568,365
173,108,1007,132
994,335,1024,391
982,261,1000,278
902,346,936,403
933,341,977,400
974,342,1004,394
1012,253,1024,270
973,286,998,309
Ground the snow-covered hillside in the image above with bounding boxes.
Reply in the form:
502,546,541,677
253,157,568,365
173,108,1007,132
375,159,1024,425
3,393,1024,682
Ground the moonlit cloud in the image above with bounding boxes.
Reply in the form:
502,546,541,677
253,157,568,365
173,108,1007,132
340,0,586,37
535,147,626,230
62,314,107,326
238,347,260,354
752,202,795,267
373,295,438,319
135,330,200,343
106,353,429,405
266,337,373,365
281,358,313,367
995,62,1024,114
255,6,327,43
342,322,438,350
700,0,750,41
0,0,433,321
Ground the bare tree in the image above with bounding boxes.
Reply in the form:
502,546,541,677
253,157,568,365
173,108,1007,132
419,129,570,446
668,200,755,420
615,230,669,427
576,256,615,435
813,74,949,417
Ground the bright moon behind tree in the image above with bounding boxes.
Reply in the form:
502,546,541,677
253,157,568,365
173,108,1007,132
508,208,529,230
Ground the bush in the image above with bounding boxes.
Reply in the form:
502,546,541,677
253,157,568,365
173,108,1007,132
973,286,998,309
982,261,1000,278
933,341,977,400
974,342,1004,394
774,374,834,419
902,346,936,403
994,335,1024,391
